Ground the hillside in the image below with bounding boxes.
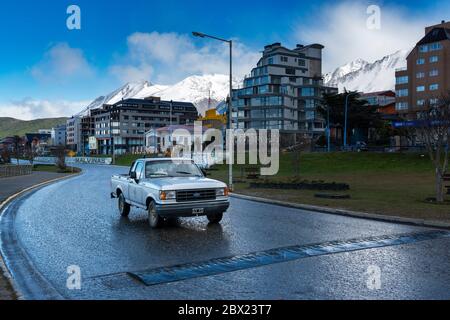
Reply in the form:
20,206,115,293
0,117,68,138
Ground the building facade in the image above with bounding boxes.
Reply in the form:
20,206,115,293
395,20,450,119
232,42,337,141
360,91,397,116
51,124,67,146
66,117,81,152
91,97,198,155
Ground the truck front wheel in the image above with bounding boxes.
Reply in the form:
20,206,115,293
148,201,162,229
207,212,223,224
118,193,130,217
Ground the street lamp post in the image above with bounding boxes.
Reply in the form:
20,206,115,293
343,92,358,150
327,106,331,153
193,31,233,191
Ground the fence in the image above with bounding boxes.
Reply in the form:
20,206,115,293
0,165,33,178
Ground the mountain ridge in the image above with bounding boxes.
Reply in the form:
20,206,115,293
0,117,68,138
324,49,410,93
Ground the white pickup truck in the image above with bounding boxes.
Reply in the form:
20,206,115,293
110,158,230,228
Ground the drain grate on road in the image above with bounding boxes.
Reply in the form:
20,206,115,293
128,230,450,286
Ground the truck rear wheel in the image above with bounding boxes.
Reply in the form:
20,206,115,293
118,193,130,217
207,212,223,224
148,201,162,229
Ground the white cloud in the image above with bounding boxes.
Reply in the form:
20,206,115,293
0,98,90,121
31,43,95,83
296,1,450,73
109,31,260,84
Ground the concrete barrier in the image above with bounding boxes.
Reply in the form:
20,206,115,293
34,157,112,165
0,165,33,178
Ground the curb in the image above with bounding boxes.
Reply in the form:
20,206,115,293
230,193,450,230
0,171,83,300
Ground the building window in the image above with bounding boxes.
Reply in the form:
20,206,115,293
417,99,426,107
396,76,409,84
416,58,425,65
285,68,296,75
429,69,439,77
429,84,439,91
396,102,409,111
300,87,316,97
298,59,306,67
430,98,439,105
429,42,443,51
430,56,439,63
416,86,425,92
416,72,425,79
396,88,408,97
419,45,428,53
281,56,288,62
268,57,274,64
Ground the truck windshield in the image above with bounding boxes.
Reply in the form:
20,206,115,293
145,161,203,178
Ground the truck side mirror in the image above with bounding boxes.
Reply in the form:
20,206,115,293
130,171,137,180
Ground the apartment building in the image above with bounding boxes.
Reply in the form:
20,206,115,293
91,97,198,155
232,42,337,141
66,116,81,152
395,20,450,119
51,124,67,146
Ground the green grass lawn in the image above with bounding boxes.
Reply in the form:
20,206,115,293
207,152,450,223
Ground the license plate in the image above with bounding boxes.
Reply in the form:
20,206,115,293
192,208,204,215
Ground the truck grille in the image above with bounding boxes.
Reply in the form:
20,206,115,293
176,189,216,202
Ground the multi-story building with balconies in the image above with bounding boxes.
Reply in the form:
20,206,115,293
91,97,198,155
232,42,337,142
395,20,450,119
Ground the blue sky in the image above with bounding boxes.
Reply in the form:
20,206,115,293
0,0,448,119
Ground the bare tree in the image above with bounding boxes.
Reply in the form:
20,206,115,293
287,134,312,179
12,135,23,165
52,146,67,171
24,138,38,165
414,95,450,203
0,145,11,164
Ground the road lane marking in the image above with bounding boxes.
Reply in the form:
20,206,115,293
128,230,450,286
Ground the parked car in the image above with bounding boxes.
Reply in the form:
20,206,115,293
354,141,368,152
111,158,230,228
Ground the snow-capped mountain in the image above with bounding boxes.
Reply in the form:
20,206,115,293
324,49,410,93
79,74,239,116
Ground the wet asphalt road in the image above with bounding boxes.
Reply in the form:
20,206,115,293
8,165,450,299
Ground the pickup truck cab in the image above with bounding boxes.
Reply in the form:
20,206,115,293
111,158,230,228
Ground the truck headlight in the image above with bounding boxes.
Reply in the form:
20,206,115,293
160,190,176,200
216,187,229,197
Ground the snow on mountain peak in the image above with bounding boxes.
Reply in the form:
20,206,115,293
81,74,240,117
324,49,410,93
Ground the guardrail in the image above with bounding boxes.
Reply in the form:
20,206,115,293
0,165,33,178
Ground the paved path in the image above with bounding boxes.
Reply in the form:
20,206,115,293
2,165,450,300
0,171,70,300
0,171,69,204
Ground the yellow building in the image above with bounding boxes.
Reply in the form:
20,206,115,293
198,109,227,130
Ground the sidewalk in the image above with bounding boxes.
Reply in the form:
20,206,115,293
0,171,71,300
